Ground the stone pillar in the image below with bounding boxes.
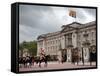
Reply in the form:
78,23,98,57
67,48,72,62
57,50,62,62
83,47,89,62
72,32,77,48
43,40,45,50
65,35,68,48
61,35,66,49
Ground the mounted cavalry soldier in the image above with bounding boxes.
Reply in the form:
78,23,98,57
38,48,48,67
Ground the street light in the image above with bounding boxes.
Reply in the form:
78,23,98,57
81,47,84,66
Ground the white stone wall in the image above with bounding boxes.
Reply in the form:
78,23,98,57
37,21,96,62
37,35,61,56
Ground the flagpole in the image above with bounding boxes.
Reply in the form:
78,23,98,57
73,11,76,22
74,16,76,22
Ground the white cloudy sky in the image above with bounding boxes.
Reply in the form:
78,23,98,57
19,5,96,43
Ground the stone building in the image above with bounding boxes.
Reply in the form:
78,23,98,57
19,48,30,57
37,21,96,62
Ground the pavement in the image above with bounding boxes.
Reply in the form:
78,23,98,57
19,61,96,72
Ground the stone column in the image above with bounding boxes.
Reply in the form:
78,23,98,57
67,48,72,62
61,35,66,49
72,32,77,48
83,47,89,62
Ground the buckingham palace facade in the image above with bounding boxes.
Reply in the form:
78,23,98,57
37,21,96,62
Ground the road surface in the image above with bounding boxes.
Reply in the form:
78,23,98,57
19,61,96,72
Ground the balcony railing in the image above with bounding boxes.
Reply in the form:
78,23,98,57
82,40,90,47
83,33,88,37
67,45,73,48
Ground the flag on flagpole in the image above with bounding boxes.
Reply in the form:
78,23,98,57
69,10,76,18
40,48,44,52
40,48,44,55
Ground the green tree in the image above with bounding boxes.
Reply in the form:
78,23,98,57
19,40,37,56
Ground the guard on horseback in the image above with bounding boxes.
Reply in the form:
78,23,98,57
39,48,48,67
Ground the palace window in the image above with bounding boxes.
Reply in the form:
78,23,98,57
56,40,57,44
92,32,94,38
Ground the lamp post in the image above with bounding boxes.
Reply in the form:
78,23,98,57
82,47,84,66
89,45,96,66
89,47,92,66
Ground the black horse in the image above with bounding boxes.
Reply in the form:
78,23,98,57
19,55,49,68
19,56,34,68
19,57,26,68
38,55,49,67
